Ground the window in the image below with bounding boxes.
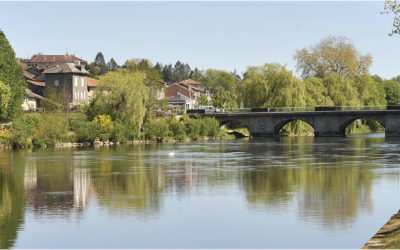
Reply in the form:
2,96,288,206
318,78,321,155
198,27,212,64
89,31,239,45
54,80,59,86
83,91,86,99
81,78,84,87
74,91,78,99
74,77,78,87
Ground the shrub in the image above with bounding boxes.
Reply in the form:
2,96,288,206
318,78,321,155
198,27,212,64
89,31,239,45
168,118,186,140
144,119,170,141
183,118,202,140
37,114,69,145
114,119,136,142
11,115,40,147
71,120,101,143
31,136,45,147
94,114,115,141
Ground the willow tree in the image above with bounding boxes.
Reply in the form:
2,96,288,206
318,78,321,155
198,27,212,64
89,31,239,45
87,69,149,138
0,29,25,121
238,64,309,135
239,63,307,108
294,36,372,79
0,81,11,120
323,73,360,106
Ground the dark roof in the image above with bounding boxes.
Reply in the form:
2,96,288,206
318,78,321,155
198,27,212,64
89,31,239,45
44,63,88,74
25,89,44,99
26,54,86,64
27,79,45,87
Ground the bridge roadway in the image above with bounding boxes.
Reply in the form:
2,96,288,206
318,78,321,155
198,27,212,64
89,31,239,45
201,109,400,137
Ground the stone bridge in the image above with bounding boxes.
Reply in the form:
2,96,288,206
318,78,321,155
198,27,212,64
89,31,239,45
201,110,400,137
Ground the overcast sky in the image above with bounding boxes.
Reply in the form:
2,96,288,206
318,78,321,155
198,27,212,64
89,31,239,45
1,1,399,79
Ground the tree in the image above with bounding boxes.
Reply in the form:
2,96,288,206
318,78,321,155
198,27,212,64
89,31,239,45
323,73,360,106
107,58,118,71
0,81,11,120
198,93,209,106
382,0,400,35
87,69,149,138
294,36,372,79
212,88,238,111
303,78,334,107
383,80,400,104
172,61,191,82
202,69,238,93
0,29,26,121
94,52,107,75
238,63,307,108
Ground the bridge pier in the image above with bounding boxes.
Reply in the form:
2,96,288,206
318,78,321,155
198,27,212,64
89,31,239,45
385,115,400,137
313,115,343,137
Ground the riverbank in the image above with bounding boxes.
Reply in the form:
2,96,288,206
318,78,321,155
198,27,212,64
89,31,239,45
363,210,400,249
0,113,235,150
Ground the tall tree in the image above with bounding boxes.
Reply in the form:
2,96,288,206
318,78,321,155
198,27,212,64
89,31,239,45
94,52,107,75
107,58,118,71
294,36,372,79
0,29,25,121
87,69,149,138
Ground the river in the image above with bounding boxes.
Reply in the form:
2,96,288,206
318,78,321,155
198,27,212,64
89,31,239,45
1,134,400,248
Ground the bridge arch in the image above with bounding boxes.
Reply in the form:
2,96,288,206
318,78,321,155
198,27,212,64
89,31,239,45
340,116,385,136
274,118,315,136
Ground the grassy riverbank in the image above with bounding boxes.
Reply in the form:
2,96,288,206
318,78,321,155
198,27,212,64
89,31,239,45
0,113,230,149
363,210,400,249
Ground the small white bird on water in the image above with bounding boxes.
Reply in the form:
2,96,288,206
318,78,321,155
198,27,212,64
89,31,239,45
168,149,175,157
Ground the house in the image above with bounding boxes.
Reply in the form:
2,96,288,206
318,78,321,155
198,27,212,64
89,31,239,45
178,79,212,103
165,83,197,112
20,54,86,70
22,89,44,111
44,62,89,106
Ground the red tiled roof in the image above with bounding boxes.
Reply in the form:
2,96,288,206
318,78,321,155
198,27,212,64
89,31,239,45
180,79,201,86
26,54,86,64
87,77,99,87
23,71,37,80
166,83,192,99
27,80,45,87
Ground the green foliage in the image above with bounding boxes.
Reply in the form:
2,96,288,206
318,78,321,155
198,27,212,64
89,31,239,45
71,120,101,143
0,81,11,120
94,114,115,141
114,119,136,142
168,118,186,140
323,73,360,106
383,80,400,105
213,88,239,110
382,0,400,35
11,115,40,147
144,119,170,141
37,114,69,145
304,78,334,106
87,69,149,139
198,93,209,106
294,36,372,79
239,63,306,108
0,29,26,121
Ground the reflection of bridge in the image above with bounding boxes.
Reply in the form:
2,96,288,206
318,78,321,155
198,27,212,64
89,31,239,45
202,108,400,137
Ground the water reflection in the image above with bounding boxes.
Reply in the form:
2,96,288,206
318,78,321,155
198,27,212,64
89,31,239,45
0,135,399,248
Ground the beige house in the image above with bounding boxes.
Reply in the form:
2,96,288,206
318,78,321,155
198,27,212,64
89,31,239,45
22,89,43,111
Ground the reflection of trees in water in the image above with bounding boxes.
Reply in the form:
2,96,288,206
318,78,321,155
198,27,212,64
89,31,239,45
240,136,381,228
92,145,167,216
0,151,25,249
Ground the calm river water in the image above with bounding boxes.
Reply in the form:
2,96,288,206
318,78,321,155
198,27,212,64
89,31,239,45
1,134,400,248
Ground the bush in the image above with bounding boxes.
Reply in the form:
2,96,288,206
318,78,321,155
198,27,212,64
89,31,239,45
71,120,101,143
11,115,40,147
94,114,115,141
114,119,136,142
144,119,170,141
37,114,69,145
31,136,45,147
168,118,186,140
183,118,202,140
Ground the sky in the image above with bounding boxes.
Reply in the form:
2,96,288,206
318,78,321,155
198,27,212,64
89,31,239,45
0,1,399,79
